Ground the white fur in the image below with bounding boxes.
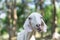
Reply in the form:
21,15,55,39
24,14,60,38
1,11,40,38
52,32,60,40
17,12,47,40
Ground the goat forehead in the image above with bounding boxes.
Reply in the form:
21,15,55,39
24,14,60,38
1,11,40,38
29,13,42,24
29,14,41,20
29,12,42,17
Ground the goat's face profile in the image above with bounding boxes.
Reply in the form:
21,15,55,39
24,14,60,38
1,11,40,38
23,12,47,32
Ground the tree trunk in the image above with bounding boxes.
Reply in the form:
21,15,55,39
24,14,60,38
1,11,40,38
5,0,12,40
5,0,17,40
39,0,44,39
34,0,38,11
51,0,57,36
39,0,44,16
11,0,17,40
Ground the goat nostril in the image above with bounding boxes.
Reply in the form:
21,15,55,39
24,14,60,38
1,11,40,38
36,24,40,27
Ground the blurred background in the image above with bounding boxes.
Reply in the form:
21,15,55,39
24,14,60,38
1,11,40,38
0,0,60,40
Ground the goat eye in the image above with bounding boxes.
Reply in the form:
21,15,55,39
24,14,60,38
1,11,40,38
29,17,32,20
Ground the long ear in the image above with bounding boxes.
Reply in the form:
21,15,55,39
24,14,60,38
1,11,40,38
41,19,47,32
23,18,33,32
43,22,47,32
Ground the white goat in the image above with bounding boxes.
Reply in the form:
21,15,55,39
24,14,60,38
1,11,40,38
17,12,47,40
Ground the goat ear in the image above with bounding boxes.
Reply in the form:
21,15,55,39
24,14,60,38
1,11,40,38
41,19,47,32
43,23,47,32
23,19,29,29
23,19,32,32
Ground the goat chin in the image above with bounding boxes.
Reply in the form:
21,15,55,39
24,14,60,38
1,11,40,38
52,32,60,40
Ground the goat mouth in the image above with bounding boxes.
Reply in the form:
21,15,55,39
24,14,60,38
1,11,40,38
37,28,41,32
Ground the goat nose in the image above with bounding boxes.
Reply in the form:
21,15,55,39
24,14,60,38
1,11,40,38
36,24,40,27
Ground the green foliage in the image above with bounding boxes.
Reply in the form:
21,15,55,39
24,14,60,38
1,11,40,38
16,3,27,31
43,5,53,32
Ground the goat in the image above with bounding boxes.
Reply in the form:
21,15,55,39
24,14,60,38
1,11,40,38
17,12,47,40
